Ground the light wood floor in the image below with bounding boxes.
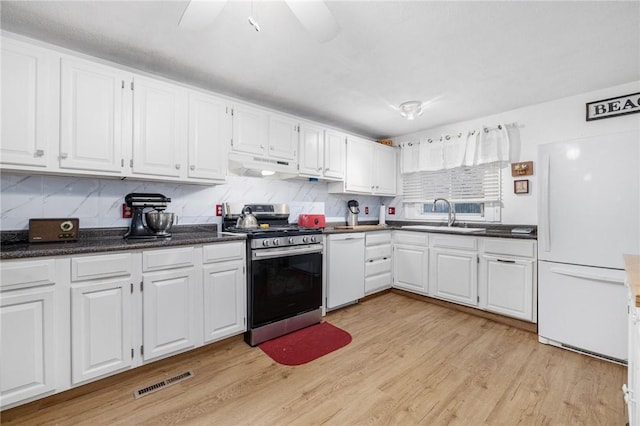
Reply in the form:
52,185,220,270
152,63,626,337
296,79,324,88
2,292,627,425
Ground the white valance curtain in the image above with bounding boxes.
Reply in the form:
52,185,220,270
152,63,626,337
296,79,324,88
400,123,511,174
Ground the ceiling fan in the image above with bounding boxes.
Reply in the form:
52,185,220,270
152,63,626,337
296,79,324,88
179,0,340,43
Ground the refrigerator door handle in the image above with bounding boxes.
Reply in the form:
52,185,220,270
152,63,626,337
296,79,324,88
540,153,551,253
550,267,624,285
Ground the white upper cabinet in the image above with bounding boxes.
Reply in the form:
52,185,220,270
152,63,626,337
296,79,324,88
298,122,324,176
268,113,298,161
132,76,188,178
230,103,298,170
323,129,346,180
231,103,268,156
60,57,128,173
1,38,57,168
373,143,397,195
298,124,345,181
345,136,373,193
187,92,230,182
329,136,396,195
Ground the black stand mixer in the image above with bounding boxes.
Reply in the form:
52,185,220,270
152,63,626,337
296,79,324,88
124,193,173,240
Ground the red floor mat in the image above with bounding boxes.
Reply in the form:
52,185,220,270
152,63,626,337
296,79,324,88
258,322,352,366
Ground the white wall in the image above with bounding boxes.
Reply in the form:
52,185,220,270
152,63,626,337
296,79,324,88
0,174,383,231
388,81,640,224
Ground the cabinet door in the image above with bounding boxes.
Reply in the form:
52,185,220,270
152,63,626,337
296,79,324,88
298,123,323,176
483,256,533,321
143,268,196,361
71,279,132,384
430,248,478,306
373,144,397,195
268,113,298,160
132,76,187,177
187,92,230,181
60,58,126,173
1,286,55,407
1,38,55,168
393,244,428,294
323,129,346,180
231,103,268,155
344,137,373,193
202,260,245,343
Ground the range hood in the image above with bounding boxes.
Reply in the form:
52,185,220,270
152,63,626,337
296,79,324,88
228,152,298,179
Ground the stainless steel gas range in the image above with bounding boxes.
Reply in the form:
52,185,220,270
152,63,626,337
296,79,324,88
222,203,323,346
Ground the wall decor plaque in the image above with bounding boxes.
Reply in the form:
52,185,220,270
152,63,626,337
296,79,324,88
586,92,640,121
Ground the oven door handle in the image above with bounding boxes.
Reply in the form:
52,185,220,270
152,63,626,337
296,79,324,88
252,245,323,260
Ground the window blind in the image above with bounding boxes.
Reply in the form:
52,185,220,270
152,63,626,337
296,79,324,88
402,164,501,203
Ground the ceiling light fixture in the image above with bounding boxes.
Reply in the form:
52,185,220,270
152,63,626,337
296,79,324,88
399,101,424,120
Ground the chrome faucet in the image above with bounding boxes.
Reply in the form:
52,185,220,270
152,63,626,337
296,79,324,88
433,198,456,227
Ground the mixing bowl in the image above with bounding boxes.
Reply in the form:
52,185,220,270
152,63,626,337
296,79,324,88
145,211,175,235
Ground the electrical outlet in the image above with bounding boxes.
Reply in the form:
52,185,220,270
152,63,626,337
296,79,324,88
216,204,223,216
388,207,396,215
122,203,132,218
364,206,369,215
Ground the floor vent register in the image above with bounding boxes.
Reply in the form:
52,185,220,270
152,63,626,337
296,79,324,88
133,370,194,399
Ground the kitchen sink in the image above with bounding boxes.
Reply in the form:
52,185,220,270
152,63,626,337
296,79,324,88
401,225,486,233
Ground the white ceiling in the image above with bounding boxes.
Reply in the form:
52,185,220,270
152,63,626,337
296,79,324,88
1,1,638,139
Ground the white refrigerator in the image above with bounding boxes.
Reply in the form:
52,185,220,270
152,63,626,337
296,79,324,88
538,129,640,362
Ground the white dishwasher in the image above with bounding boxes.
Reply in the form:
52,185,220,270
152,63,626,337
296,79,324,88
326,233,365,309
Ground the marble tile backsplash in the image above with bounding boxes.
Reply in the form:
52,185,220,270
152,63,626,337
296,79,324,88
0,173,387,230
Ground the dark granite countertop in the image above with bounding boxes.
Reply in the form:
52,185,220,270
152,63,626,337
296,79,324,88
0,225,246,260
322,221,537,240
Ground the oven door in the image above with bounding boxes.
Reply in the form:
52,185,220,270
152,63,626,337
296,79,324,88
249,245,322,329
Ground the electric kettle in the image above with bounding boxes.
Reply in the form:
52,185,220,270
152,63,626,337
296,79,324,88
347,200,360,226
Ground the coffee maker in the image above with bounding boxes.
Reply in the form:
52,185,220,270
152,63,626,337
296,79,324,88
124,193,174,240
347,199,359,226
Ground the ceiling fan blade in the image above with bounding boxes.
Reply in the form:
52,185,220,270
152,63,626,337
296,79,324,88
179,0,227,30
284,0,340,43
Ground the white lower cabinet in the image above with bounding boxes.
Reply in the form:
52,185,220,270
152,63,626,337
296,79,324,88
0,285,55,407
482,257,534,321
69,252,134,385
430,247,478,307
624,284,640,424
202,242,246,344
71,278,132,384
479,238,537,322
393,231,429,294
142,247,198,362
365,231,392,295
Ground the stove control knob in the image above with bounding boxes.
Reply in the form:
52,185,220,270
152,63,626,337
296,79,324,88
302,236,309,243
273,238,280,246
310,235,317,243
288,237,295,244
262,240,270,247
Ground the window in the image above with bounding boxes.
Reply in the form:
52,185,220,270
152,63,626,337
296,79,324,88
402,163,502,222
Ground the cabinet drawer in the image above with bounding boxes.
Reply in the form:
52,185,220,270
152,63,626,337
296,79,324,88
366,258,392,277
366,231,391,246
71,253,133,282
483,238,536,258
143,247,195,272
1,259,56,290
431,235,477,251
203,241,245,264
365,273,392,294
393,231,428,246
366,244,392,261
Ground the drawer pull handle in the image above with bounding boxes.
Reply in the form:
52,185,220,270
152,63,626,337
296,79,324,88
497,259,516,263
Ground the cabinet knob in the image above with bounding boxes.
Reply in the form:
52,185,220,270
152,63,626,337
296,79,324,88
190,165,195,171
59,152,68,160
175,164,181,170
34,149,44,157
317,167,322,171
260,144,265,149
